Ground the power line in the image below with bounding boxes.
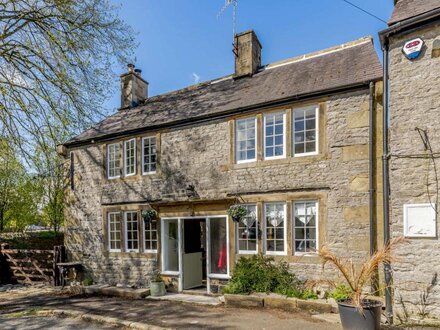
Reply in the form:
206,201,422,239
341,0,387,24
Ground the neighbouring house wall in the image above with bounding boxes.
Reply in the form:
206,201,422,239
64,86,383,288
388,23,440,319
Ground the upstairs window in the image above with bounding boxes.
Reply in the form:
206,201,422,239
124,139,136,176
124,211,139,252
142,136,157,174
107,143,121,179
294,201,318,254
108,212,122,252
264,112,286,159
235,117,257,163
293,106,318,156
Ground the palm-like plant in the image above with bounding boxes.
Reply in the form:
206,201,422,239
317,236,407,311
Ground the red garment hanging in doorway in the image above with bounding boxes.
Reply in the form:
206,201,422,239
217,243,227,271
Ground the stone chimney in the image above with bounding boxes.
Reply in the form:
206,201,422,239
120,64,148,109
234,30,262,78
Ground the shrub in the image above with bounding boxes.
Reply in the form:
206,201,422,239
82,276,93,286
223,254,314,299
327,284,352,301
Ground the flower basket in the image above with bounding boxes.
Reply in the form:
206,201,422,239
228,205,248,223
142,209,157,225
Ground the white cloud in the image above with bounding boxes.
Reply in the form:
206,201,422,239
192,72,200,84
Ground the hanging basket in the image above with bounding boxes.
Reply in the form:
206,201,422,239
142,209,157,224
228,205,248,223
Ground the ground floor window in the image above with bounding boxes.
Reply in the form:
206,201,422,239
125,211,139,252
144,219,158,252
236,204,258,254
162,219,179,273
108,212,121,252
293,201,318,254
264,203,286,255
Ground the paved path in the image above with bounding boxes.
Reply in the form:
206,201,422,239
0,287,341,330
0,315,118,330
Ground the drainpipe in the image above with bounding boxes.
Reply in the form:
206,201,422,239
382,41,393,325
369,81,376,261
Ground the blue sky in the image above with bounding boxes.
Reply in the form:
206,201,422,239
107,0,393,111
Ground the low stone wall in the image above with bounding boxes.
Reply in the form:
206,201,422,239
224,293,338,314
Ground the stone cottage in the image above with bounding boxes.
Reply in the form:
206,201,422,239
380,0,440,321
59,31,383,294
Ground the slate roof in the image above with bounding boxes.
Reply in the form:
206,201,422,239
388,0,440,25
66,37,382,146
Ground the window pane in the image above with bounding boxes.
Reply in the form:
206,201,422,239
237,205,257,253
143,137,157,173
125,212,139,251
265,203,285,253
163,220,179,271
124,140,136,176
294,107,317,155
264,113,285,159
236,118,256,162
293,201,318,253
108,144,120,178
209,217,227,274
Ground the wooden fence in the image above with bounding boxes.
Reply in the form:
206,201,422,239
0,244,65,285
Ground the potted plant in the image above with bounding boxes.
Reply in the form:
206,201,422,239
142,209,157,225
150,270,166,297
228,204,248,223
317,237,406,330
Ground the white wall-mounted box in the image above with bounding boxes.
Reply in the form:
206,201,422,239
403,203,437,238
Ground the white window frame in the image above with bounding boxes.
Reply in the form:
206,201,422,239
293,201,319,256
142,136,157,175
235,116,257,164
124,211,139,253
236,204,258,255
108,212,122,252
124,138,136,177
293,105,319,157
161,218,181,276
107,143,121,179
263,112,286,160
143,218,158,253
263,202,287,256
206,216,230,279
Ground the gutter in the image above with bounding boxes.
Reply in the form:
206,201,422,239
380,8,440,43
63,80,380,148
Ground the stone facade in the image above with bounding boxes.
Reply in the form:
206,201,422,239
64,86,383,290
388,23,440,319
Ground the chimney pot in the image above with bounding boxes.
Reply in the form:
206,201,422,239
127,63,135,73
134,68,142,76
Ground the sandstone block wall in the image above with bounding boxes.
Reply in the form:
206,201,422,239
64,87,382,288
388,23,440,320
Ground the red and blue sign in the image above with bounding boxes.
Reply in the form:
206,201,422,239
402,38,424,60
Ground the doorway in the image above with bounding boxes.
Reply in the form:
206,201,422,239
182,218,206,290
161,216,229,294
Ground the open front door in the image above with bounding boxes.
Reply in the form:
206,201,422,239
183,219,204,289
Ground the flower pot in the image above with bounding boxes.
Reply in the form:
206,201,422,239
337,299,382,330
150,281,166,297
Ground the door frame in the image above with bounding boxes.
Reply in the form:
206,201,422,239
161,215,229,293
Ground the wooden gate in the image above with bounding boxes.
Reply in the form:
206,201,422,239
0,244,63,285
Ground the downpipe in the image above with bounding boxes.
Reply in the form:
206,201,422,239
382,42,393,325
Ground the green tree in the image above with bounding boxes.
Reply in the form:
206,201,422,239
0,0,136,230
0,140,40,231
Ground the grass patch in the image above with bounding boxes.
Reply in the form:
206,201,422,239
2,309,40,318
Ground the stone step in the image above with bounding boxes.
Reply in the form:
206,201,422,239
82,285,150,299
